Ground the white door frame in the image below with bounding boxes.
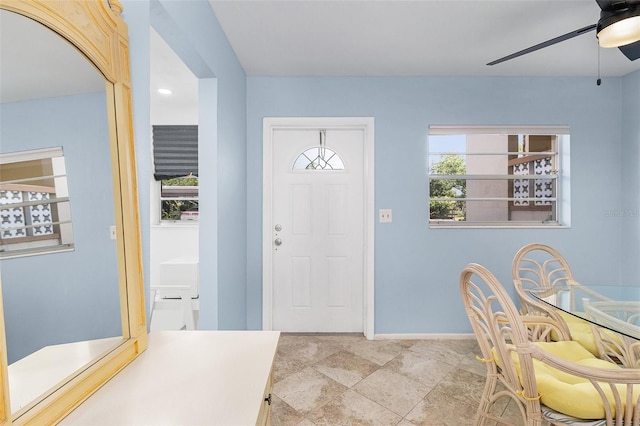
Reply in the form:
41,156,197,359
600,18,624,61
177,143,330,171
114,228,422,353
262,117,375,339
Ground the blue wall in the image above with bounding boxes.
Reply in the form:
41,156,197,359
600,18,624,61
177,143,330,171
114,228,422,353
124,0,248,329
621,70,640,281
246,76,629,334
0,93,120,362
122,1,639,335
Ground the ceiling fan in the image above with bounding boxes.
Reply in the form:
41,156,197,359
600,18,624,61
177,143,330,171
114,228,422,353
487,0,640,66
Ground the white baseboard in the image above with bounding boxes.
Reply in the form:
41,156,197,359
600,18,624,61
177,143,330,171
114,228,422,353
374,333,475,340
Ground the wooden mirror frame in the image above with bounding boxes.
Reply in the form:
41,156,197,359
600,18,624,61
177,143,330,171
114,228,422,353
0,0,147,424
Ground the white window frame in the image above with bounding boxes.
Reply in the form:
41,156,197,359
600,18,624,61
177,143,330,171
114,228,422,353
159,178,199,223
0,147,74,258
428,126,571,229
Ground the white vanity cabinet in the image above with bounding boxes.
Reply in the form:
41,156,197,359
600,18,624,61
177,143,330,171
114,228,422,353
59,331,280,425
256,366,275,425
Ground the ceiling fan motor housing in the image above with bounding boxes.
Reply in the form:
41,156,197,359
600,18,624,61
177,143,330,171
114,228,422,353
597,1,640,47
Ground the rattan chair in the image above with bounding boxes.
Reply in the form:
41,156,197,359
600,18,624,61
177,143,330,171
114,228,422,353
512,243,574,313
461,263,640,426
589,323,640,369
585,300,640,368
512,243,608,354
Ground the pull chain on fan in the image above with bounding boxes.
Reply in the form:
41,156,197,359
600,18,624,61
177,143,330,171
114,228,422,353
597,39,602,86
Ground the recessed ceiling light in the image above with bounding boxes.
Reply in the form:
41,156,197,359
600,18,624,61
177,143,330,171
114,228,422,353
158,88,173,95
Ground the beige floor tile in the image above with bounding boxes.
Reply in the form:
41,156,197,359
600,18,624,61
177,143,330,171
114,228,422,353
457,349,487,377
433,367,486,404
307,389,402,426
344,339,405,365
276,334,342,366
407,339,477,366
274,335,490,425
379,338,419,349
271,394,305,426
313,333,368,349
384,350,455,388
352,368,430,417
273,367,347,415
274,353,310,384
404,386,479,425
312,350,379,387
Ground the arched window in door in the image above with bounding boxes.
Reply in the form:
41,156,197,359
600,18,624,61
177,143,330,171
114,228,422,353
292,130,345,170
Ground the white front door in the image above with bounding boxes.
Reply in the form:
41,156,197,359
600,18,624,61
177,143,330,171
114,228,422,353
267,125,366,332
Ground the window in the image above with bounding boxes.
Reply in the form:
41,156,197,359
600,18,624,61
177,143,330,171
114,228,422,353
293,146,345,170
160,175,198,221
0,147,74,258
153,125,198,222
292,130,345,170
428,126,570,227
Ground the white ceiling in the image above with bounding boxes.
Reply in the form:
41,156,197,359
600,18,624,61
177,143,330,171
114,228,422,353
208,0,640,77
0,9,104,103
150,28,199,124
3,1,640,107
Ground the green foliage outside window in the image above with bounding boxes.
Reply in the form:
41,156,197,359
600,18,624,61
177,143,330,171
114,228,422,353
429,155,466,220
161,176,198,220
163,176,198,186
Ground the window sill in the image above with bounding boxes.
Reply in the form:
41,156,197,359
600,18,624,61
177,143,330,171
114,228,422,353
152,222,199,228
428,223,570,229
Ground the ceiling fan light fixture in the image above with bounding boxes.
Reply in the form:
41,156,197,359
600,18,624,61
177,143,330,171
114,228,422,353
597,6,640,48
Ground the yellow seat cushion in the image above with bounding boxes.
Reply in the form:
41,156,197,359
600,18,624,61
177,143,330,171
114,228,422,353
497,341,637,419
564,323,599,355
547,311,596,354
553,311,621,356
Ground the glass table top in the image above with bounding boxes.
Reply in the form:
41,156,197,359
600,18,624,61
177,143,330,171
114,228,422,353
527,284,640,340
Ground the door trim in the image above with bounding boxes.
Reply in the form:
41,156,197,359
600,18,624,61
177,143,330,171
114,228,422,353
262,117,375,339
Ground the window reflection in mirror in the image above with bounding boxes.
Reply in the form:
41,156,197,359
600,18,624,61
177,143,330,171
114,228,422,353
0,147,74,259
0,8,123,415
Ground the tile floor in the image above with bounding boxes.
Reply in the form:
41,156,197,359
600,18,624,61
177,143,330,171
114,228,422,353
271,333,522,425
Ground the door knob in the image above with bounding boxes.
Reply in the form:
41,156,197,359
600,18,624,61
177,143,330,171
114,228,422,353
274,238,283,246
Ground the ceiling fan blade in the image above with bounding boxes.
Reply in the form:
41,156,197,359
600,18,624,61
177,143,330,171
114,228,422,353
595,0,616,11
619,39,640,59
487,24,597,66
596,0,640,11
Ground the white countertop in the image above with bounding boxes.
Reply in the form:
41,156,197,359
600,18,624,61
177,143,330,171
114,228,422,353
59,331,280,425
8,336,123,414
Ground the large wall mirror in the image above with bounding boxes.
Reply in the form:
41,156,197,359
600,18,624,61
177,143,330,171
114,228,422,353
0,1,146,424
